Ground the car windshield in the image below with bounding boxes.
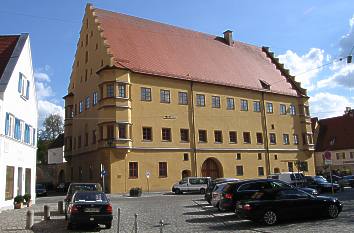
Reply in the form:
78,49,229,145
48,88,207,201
69,184,102,194
74,192,108,203
314,176,328,183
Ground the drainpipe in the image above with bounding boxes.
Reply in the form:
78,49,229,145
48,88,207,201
261,92,271,176
190,81,198,176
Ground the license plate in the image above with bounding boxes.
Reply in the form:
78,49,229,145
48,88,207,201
90,217,94,221
85,208,99,213
237,204,243,209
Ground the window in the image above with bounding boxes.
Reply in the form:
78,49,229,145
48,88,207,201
180,129,189,142
269,133,276,144
18,73,23,93
243,132,251,144
266,102,273,113
283,134,290,145
293,134,299,145
25,168,31,194
302,133,307,145
274,167,280,173
241,99,248,111
289,105,296,115
142,127,152,141
288,162,294,172
118,124,126,139
350,152,354,159
162,128,171,141
229,131,237,143
274,154,278,160
236,153,241,160
336,152,345,160
5,166,14,200
14,118,21,140
280,104,287,115
32,128,36,146
214,130,223,143
79,167,83,181
118,83,127,98
212,96,220,108
24,124,30,144
160,89,170,103
258,167,264,176
258,153,262,160
198,130,207,142
85,96,90,109
159,162,167,177
253,101,261,112
107,125,114,139
196,94,205,106
129,162,138,178
93,92,98,106
92,130,96,144
227,98,235,110
107,84,114,97
18,73,30,99
178,92,188,105
256,132,263,144
236,165,244,176
183,153,189,161
141,87,152,101
78,136,82,148
79,101,83,113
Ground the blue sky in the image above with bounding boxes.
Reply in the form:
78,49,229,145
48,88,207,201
1,0,354,125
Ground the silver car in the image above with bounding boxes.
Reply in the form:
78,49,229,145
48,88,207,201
172,177,211,194
211,183,230,210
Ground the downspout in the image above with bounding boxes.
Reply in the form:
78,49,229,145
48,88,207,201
261,92,271,176
190,81,197,176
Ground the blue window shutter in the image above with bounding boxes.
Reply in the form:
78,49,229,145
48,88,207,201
5,113,9,135
26,80,30,99
18,73,23,93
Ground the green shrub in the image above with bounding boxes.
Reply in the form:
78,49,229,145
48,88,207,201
23,194,31,203
129,187,142,197
14,195,24,204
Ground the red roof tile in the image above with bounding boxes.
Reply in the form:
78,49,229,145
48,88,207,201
0,35,19,78
315,112,354,152
93,8,300,96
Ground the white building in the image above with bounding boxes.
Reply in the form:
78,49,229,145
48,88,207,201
48,134,66,164
0,34,38,210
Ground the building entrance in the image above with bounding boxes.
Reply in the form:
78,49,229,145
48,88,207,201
201,158,223,179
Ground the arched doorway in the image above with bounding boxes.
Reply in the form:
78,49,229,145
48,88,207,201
201,158,223,179
182,170,191,179
58,170,65,184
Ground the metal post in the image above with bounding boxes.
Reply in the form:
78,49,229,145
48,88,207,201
159,219,164,233
26,210,34,229
44,205,50,220
58,201,64,214
134,213,138,233
117,208,120,233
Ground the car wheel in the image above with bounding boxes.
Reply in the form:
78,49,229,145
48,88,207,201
174,189,182,195
217,202,221,211
263,210,277,225
328,204,339,218
106,222,112,229
200,188,206,194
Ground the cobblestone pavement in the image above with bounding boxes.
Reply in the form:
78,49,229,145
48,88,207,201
0,189,353,233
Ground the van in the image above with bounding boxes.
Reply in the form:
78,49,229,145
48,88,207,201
172,177,211,194
267,172,305,187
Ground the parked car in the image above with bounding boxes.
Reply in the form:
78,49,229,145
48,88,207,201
343,175,354,187
172,177,211,194
57,182,71,193
67,191,113,230
211,183,230,210
236,188,343,225
300,187,318,196
204,178,239,203
268,172,306,187
219,179,292,212
36,183,47,197
64,183,103,219
305,176,340,193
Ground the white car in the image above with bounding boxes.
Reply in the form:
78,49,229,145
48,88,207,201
211,183,229,210
172,177,211,194
268,172,306,187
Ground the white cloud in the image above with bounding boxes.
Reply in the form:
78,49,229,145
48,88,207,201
38,100,65,122
309,92,353,119
35,81,54,100
278,48,324,91
339,15,354,57
34,72,51,82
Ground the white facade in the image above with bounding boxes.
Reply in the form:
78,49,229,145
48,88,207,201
0,34,38,210
48,146,66,164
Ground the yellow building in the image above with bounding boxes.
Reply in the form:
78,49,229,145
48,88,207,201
64,4,315,193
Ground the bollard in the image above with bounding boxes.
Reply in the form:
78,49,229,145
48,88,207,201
117,208,121,233
26,210,34,229
159,219,164,233
58,201,64,214
134,213,138,233
44,205,50,220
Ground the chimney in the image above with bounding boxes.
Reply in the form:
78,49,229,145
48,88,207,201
223,30,233,46
345,107,352,115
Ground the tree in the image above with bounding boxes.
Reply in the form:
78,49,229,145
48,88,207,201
40,113,64,141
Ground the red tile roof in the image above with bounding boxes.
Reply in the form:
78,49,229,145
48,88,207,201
0,35,19,78
315,112,354,152
93,7,300,96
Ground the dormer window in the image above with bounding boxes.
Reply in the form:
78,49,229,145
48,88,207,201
259,80,271,90
18,72,30,100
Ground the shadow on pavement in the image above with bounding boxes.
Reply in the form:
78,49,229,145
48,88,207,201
34,210,63,217
31,219,104,233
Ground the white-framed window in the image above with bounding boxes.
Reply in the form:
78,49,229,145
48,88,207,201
18,72,30,100
266,102,273,113
212,96,221,108
227,97,235,110
253,101,261,112
160,89,171,103
196,94,205,107
293,134,299,145
241,99,248,111
118,83,127,98
79,101,83,113
283,134,290,145
93,92,98,106
280,104,287,115
178,92,188,105
5,113,15,137
289,105,296,115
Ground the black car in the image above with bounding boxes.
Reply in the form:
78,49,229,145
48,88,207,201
236,188,342,225
67,191,113,230
36,183,47,197
219,179,293,211
305,176,340,193
343,175,354,187
204,178,239,204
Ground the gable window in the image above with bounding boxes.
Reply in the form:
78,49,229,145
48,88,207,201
178,92,188,105
226,97,235,110
180,129,189,142
159,162,167,177
107,84,114,97
18,73,30,100
212,96,221,108
129,162,138,178
198,130,207,142
85,96,90,109
196,94,205,106
266,102,273,113
243,132,251,144
141,87,152,101
229,131,237,143
283,134,290,145
289,105,296,115
118,83,127,98
142,127,152,141
253,101,261,112
241,99,248,111
280,104,287,115
256,132,263,144
269,133,276,144
162,128,171,141
214,130,223,143
160,89,170,103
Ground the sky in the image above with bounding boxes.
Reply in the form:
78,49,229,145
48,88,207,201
1,0,354,127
